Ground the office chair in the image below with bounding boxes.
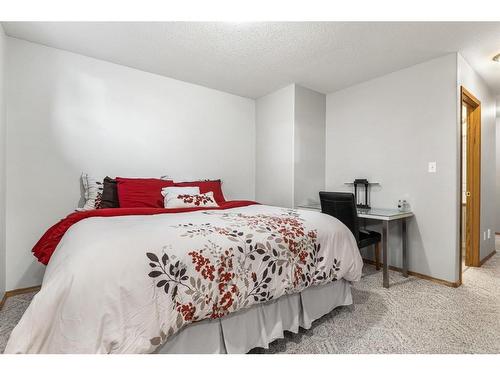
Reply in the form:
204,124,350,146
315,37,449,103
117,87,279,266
319,191,381,270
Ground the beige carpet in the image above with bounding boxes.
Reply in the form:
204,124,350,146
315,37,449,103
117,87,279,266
252,253,500,354
1,254,499,354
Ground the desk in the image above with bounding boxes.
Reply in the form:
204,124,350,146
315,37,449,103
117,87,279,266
297,205,414,288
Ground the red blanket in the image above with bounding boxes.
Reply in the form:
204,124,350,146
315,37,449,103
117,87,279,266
33,200,258,265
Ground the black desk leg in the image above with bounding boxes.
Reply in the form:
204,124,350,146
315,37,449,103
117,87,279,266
402,218,408,277
382,221,389,288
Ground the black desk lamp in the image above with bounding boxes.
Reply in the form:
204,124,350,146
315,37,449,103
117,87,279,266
353,179,371,209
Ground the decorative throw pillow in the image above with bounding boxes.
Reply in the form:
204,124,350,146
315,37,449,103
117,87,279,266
100,177,119,208
116,177,175,208
164,192,219,208
172,180,226,204
79,173,104,211
161,186,200,197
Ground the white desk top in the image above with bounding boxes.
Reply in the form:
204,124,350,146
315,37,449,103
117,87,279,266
296,205,413,221
357,208,414,221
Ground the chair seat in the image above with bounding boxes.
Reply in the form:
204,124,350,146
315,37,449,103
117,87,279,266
358,230,381,249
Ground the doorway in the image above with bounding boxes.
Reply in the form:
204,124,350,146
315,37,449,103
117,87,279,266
460,86,481,275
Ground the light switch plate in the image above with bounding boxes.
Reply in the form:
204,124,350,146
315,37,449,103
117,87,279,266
428,162,437,173
488,229,491,239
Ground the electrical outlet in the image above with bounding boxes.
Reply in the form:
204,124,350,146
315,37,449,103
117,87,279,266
483,231,486,241
428,162,437,173
488,229,491,239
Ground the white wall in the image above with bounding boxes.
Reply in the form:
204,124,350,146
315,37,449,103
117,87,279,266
255,84,295,207
5,38,256,290
294,85,326,207
326,54,460,283
255,84,326,208
457,54,497,262
0,26,6,298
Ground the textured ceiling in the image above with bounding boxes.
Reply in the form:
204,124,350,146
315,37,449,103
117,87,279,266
3,22,500,98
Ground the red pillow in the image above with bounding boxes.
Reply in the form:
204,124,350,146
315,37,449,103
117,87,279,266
116,177,175,208
173,180,226,204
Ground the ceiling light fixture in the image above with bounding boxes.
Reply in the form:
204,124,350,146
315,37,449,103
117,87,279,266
493,53,500,62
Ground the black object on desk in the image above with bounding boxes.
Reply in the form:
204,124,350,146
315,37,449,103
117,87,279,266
353,178,370,209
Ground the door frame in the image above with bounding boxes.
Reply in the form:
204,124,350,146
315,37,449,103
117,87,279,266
459,86,481,280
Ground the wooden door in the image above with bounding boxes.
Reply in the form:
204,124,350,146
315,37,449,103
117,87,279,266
461,87,481,268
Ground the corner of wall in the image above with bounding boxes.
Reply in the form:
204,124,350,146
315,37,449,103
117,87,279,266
0,24,7,298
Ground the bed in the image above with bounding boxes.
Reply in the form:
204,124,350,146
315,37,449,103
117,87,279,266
5,201,362,354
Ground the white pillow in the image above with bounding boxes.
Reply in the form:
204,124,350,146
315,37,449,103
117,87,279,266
161,186,200,197
79,173,104,211
164,191,219,208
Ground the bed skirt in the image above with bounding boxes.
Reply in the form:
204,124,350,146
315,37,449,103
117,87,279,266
156,279,352,354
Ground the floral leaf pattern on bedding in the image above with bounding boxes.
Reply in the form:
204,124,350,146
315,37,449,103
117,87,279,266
178,194,215,206
146,209,341,349
94,191,103,209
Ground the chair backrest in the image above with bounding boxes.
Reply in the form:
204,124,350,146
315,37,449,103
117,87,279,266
319,191,359,243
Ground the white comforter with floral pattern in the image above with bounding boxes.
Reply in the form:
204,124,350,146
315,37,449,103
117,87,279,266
5,204,362,354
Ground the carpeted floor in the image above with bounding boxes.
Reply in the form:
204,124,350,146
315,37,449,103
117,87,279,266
0,290,38,353
251,253,500,354
1,254,499,354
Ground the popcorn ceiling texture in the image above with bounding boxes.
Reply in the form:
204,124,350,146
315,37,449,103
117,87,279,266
3,22,500,98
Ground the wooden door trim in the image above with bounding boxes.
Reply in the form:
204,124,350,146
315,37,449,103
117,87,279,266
460,86,481,275
0,285,41,310
461,87,481,107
